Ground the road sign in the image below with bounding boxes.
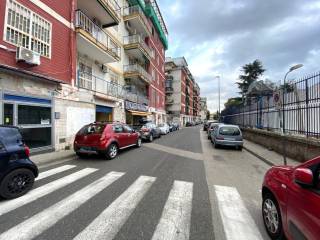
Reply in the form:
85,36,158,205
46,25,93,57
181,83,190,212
273,90,282,110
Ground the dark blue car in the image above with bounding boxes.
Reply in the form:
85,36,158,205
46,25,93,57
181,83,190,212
0,125,38,199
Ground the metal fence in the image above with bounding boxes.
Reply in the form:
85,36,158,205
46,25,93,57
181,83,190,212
221,72,320,138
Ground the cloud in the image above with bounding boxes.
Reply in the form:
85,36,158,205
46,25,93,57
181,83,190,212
160,0,320,112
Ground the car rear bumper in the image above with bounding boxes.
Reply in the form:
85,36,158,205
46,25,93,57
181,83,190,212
140,132,151,140
215,139,243,147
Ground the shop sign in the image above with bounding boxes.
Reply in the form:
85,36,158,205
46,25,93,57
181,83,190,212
125,101,148,112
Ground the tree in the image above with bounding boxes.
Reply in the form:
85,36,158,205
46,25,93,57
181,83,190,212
236,59,265,96
224,97,243,108
206,110,210,120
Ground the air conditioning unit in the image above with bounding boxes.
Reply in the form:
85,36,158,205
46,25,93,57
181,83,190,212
16,47,41,66
101,64,108,73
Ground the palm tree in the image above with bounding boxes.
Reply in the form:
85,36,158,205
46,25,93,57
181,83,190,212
237,59,265,96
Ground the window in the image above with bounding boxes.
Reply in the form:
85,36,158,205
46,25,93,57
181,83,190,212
113,124,124,133
109,69,119,84
18,105,51,125
78,62,93,89
5,0,52,57
123,125,133,133
219,126,241,136
79,124,106,135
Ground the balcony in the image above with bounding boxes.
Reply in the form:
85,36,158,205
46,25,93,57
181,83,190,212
125,91,149,105
123,35,154,61
165,87,174,93
77,0,121,27
166,98,174,105
75,10,121,63
123,5,152,37
124,64,153,84
77,71,124,99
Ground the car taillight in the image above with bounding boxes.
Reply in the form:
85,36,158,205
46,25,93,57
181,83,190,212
141,127,150,132
216,136,224,140
24,145,30,157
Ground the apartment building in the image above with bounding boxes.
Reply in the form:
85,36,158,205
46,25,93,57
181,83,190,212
123,0,168,127
200,97,208,121
0,0,76,151
0,0,168,152
165,57,201,126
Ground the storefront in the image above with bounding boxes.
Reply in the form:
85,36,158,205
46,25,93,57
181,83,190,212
96,105,113,122
0,91,53,151
125,101,149,128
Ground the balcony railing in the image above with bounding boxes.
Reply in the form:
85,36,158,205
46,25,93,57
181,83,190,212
125,91,149,105
123,35,154,59
75,10,121,60
166,87,174,93
77,71,124,99
103,0,121,19
124,64,153,83
123,5,152,35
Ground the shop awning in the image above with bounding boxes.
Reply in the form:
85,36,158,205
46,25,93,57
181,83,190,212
127,110,151,116
96,105,112,113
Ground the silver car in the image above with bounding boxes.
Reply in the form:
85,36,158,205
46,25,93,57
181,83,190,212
211,125,243,150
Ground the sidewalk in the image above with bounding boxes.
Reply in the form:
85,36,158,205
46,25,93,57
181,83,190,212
243,139,300,166
31,150,76,166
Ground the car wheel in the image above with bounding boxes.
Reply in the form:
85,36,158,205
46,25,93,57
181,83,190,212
237,146,243,151
207,135,211,140
0,168,35,199
262,193,285,240
136,138,142,148
149,134,154,142
106,143,118,160
214,141,219,149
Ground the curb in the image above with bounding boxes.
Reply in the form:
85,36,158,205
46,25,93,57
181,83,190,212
32,152,76,166
243,146,274,167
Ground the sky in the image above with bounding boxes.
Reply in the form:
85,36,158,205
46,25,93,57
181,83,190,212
158,0,320,112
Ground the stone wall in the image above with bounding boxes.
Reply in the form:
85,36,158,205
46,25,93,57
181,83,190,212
242,128,320,162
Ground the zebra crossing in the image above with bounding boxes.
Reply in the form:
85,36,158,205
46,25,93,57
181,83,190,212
0,164,265,240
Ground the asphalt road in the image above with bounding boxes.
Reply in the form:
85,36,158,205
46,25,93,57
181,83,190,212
0,126,272,240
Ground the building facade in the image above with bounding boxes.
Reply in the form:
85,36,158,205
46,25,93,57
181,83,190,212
165,57,201,126
0,0,168,152
200,97,208,121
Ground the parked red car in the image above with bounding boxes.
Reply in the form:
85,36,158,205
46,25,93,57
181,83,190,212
74,122,141,159
262,156,320,240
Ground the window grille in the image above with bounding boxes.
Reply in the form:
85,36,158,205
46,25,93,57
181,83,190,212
5,0,52,57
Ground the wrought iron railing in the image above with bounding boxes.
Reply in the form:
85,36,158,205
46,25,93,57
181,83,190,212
123,64,153,83
123,35,154,58
123,5,152,34
77,70,124,99
75,10,121,59
103,0,121,19
125,91,149,105
221,71,320,138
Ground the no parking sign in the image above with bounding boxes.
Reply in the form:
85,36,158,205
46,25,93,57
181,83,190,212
273,90,282,110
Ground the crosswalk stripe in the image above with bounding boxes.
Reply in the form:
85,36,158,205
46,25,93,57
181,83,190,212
214,185,263,240
0,168,97,217
37,165,77,180
151,180,193,240
74,175,156,240
0,171,125,240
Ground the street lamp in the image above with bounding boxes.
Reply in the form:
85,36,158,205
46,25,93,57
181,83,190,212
214,76,221,121
282,64,303,165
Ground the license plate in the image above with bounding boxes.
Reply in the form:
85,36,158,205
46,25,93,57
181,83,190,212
224,138,235,141
81,147,93,151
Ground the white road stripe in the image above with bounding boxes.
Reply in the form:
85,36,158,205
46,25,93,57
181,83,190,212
74,175,156,240
0,168,97,217
152,181,193,240
0,171,125,240
37,165,76,180
214,185,263,240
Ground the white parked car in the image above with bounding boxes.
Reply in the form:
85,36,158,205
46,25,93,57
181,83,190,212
158,123,170,135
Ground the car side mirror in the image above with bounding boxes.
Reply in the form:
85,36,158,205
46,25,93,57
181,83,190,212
294,168,314,188
132,129,135,133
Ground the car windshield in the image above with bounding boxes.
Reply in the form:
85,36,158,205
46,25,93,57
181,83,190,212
219,126,240,136
78,124,106,135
